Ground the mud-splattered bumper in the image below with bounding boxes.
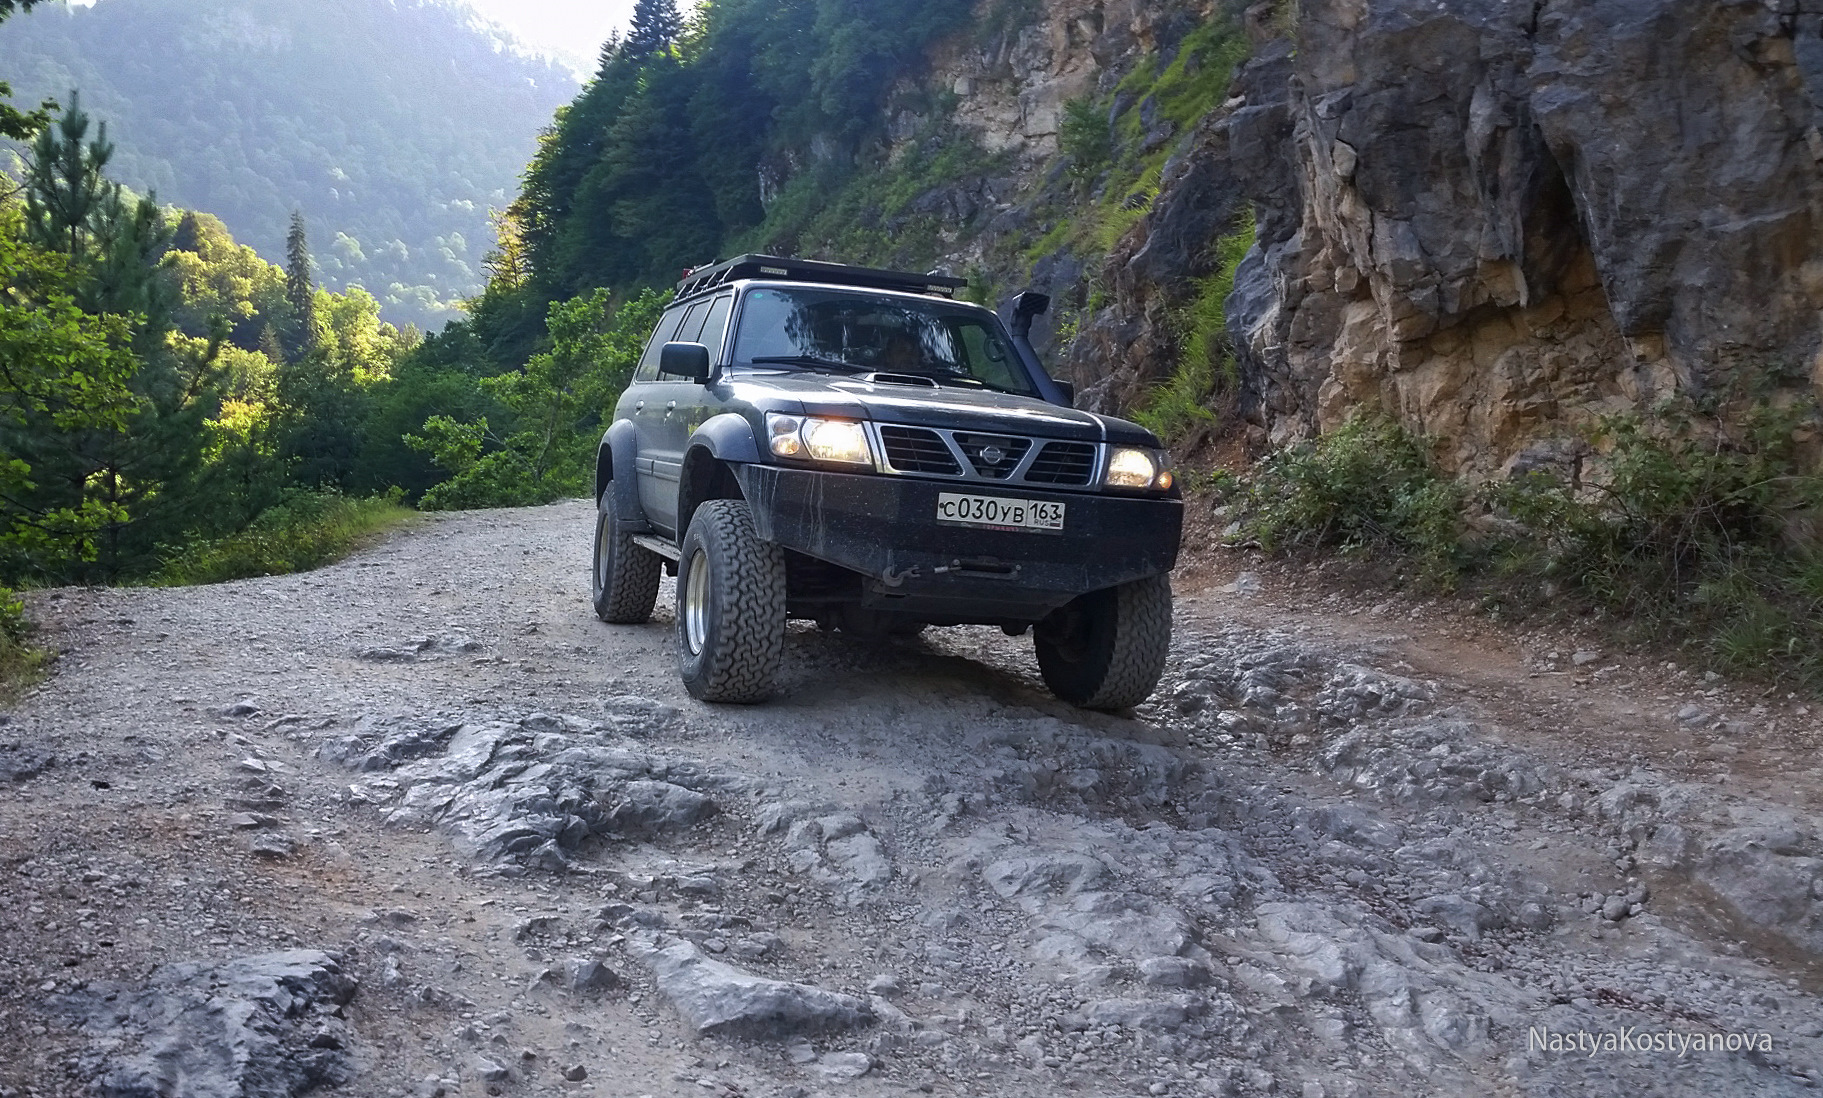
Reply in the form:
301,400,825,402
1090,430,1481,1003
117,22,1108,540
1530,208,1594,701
734,464,1182,622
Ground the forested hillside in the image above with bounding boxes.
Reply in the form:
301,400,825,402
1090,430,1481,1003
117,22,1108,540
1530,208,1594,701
0,0,576,329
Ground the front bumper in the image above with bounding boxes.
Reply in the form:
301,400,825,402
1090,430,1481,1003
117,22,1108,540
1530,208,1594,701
733,464,1182,622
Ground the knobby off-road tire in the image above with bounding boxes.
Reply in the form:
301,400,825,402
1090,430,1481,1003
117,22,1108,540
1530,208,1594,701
676,499,787,703
592,492,662,624
1034,574,1172,710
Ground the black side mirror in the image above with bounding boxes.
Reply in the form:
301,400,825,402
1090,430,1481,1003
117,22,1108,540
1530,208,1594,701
659,342,712,383
1010,291,1051,339
1052,379,1075,406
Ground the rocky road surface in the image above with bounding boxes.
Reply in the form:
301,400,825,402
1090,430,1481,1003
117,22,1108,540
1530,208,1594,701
3,499,1822,1098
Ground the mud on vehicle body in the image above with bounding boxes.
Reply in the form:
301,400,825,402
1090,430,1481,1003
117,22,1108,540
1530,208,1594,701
592,255,1183,707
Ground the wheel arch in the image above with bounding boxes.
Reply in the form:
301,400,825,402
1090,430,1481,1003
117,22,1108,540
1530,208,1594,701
599,420,647,532
678,414,761,535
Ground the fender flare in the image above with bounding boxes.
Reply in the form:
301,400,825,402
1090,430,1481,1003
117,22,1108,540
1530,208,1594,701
685,412,763,465
677,413,763,535
597,420,649,533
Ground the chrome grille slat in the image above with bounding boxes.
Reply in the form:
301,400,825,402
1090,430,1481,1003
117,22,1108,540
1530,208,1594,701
879,426,963,475
1024,441,1097,486
870,423,1103,490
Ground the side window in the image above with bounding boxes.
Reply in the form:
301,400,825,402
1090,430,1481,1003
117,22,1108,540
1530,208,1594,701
634,306,690,383
695,294,734,365
675,300,710,343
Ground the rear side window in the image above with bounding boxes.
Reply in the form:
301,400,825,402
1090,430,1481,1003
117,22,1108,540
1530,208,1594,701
695,294,733,365
634,305,691,383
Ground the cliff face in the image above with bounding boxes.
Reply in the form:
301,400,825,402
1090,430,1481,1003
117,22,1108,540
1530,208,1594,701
841,0,1823,474
1224,0,1823,473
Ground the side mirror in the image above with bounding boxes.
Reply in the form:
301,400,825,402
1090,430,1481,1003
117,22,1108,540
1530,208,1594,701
1052,379,1075,406
659,342,712,383
1010,291,1051,339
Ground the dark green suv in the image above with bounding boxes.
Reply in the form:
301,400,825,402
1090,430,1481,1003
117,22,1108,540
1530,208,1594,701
592,255,1182,708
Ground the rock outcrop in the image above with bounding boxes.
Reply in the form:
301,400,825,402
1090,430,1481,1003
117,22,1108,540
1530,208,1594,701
837,0,1823,471
1206,0,1823,471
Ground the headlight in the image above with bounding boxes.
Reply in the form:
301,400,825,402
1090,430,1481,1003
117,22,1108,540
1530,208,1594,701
766,414,874,467
1105,446,1172,491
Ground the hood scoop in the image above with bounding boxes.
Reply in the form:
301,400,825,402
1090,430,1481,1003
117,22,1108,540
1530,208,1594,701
862,372,939,388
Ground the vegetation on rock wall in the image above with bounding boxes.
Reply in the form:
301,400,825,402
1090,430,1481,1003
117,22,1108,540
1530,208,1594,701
1232,406,1823,690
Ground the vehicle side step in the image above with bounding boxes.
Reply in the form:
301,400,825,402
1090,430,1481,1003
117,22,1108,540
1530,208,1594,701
632,534,682,561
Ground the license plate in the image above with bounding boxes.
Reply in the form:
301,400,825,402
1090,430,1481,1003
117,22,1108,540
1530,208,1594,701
935,492,1065,533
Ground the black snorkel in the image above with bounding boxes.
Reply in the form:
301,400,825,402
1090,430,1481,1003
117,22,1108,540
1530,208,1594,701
1006,291,1075,408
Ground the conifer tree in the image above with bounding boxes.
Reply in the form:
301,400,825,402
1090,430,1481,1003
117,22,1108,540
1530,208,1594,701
624,0,681,59
284,210,317,359
22,91,114,258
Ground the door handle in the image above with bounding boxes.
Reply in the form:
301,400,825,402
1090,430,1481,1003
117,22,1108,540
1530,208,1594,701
666,401,677,412
635,401,645,411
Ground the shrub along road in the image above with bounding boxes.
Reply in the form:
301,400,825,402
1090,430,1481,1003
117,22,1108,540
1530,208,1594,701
1,499,1820,1097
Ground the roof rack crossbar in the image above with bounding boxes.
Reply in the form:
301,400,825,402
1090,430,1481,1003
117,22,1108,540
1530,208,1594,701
675,254,969,302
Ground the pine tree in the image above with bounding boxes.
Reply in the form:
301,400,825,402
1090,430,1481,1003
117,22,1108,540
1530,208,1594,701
22,90,115,258
284,211,317,360
624,0,681,59
13,95,222,581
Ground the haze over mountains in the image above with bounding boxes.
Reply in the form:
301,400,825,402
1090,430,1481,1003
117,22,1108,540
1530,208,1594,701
0,0,579,329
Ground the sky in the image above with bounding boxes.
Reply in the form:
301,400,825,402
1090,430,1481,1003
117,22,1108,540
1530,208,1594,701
459,0,643,77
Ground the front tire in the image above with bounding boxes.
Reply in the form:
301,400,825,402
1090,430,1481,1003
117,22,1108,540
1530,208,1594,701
676,499,786,703
1034,575,1172,710
593,492,661,624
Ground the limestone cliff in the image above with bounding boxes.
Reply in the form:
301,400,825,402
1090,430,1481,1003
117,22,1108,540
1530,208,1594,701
1075,0,1823,472
791,0,1823,475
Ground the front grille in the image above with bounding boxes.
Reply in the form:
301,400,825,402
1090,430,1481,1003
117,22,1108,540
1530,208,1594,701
1024,441,1097,485
953,434,1032,480
879,426,962,475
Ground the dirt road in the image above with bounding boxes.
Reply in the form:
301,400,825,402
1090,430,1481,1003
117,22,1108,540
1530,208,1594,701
3,499,1820,1097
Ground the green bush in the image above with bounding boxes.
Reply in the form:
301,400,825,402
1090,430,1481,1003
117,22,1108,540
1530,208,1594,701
1481,405,1823,686
1243,413,1466,573
1235,402,1823,691
0,585,45,701
156,490,415,586
1060,98,1111,173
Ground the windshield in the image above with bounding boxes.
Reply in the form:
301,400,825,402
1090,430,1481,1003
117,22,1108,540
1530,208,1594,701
731,286,1038,396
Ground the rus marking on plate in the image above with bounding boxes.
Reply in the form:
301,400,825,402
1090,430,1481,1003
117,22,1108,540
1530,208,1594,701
935,492,1065,533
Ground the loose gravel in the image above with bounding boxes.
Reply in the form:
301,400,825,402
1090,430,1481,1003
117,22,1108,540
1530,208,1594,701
2,499,1819,1097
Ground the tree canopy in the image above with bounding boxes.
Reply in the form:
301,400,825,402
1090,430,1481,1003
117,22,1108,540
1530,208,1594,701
0,0,576,330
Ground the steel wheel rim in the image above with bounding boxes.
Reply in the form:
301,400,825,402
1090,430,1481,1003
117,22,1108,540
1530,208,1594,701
596,513,611,591
684,549,710,655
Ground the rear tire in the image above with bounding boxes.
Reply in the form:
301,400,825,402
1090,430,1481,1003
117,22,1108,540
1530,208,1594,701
676,499,786,703
1034,575,1172,710
592,492,661,624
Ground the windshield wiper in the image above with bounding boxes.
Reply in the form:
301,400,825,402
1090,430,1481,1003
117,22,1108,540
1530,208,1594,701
747,355,866,374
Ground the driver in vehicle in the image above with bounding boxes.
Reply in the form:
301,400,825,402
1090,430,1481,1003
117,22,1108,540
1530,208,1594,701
878,327,925,373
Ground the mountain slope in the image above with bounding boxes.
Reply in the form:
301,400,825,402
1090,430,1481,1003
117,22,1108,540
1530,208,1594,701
0,0,577,329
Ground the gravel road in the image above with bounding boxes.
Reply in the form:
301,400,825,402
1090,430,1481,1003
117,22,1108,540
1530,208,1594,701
3,498,1821,1098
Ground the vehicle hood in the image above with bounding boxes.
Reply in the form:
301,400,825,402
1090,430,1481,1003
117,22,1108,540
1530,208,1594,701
727,373,1158,445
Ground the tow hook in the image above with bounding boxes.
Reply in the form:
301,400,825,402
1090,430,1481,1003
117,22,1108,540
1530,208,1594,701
881,565,922,588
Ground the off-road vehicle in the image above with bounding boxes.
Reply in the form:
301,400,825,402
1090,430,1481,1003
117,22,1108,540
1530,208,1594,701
591,255,1183,708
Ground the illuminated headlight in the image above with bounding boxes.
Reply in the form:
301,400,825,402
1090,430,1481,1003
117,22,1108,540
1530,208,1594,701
766,414,874,467
1105,446,1172,491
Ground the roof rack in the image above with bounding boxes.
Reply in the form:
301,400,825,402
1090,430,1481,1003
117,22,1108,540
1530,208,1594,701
675,254,969,302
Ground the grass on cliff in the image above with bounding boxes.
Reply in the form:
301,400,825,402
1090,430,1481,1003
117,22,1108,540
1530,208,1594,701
1226,407,1823,692
1134,210,1256,444
1037,16,1249,268
738,118,1010,268
156,490,416,586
